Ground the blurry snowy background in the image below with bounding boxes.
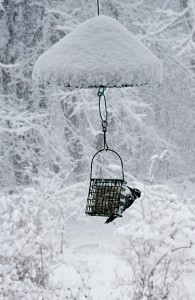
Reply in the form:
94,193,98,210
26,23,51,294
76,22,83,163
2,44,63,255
0,0,195,299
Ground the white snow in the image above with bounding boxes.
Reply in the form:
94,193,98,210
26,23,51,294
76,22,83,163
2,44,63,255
32,15,163,88
52,241,133,300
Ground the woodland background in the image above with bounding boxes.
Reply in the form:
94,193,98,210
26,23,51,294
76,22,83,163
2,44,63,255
0,0,195,299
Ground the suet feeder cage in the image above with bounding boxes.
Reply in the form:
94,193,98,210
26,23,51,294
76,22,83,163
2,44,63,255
86,149,126,218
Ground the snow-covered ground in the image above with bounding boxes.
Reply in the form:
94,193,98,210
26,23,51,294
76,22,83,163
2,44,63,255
52,239,133,300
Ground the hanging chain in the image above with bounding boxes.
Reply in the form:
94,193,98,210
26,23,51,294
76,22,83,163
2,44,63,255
97,0,100,15
97,86,108,150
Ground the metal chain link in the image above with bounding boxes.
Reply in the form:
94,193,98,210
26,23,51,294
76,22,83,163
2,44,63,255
98,86,108,123
97,86,108,149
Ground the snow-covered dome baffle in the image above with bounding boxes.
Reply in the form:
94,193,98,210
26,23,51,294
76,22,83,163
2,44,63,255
32,15,163,88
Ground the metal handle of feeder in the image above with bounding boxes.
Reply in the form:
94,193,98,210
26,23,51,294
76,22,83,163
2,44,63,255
97,0,100,15
90,148,125,181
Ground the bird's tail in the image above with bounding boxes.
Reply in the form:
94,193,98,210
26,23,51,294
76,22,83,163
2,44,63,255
105,215,116,224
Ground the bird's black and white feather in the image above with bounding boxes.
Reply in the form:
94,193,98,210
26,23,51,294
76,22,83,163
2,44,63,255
105,186,141,224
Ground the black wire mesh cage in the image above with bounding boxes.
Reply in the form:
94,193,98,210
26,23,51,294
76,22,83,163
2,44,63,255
86,149,126,217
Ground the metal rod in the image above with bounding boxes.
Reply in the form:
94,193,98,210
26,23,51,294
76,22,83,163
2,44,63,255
97,0,100,15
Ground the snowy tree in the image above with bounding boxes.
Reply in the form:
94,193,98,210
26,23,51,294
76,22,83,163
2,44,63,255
0,0,46,184
148,149,170,182
0,170,87,298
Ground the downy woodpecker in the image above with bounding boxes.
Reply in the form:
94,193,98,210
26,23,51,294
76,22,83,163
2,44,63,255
104,186,141,224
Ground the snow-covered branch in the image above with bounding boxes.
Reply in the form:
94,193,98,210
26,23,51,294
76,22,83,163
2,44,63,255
0,62,20,69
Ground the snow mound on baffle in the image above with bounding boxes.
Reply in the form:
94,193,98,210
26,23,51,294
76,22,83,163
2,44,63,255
32,15,163,88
